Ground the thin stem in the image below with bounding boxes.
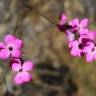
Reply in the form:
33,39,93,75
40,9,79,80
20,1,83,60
0,59,11,93
13,2,58,36
27,5,57,26
4,69,9,92
13,0,47,36
0,63,9,92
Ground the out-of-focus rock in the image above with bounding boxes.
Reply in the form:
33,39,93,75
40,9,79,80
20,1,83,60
0,0,96,96
64,0,96,22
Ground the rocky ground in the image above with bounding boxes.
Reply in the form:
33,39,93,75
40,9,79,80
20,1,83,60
0,0,96,96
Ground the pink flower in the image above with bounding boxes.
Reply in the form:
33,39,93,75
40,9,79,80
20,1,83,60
59,14,68,25
12,58,34,85
87,31,96,42
84,42,96,62
65,18,89,42
67,28,88,42
57,14,72,32
69,40,84,57
69,18,88,35
0,34,23,59
69,35,90,57
66,30,75,42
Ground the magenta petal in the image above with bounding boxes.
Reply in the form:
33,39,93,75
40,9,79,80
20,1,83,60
66,31,74,42
14,39,23,49
22,61,33,71
69,41,74,48
21,71,31,82
69,18,79,26
0,42,5,48
61,14,67,21
11,49,21,58
86,53,93,62
69,40,78,48
80,18,88,28
12,63,21,71
4,34,15,44
68,42,72,48
87,31,96,41
79,28,88,35
72,41,78,46
59,14,67,25
0,49,10,59
93,50,96,60
84,43,94,53
71,47,78,56
14,73,23,85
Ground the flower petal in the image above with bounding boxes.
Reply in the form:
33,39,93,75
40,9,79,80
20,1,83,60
84,42,94,53
80,18,88,28
86,53,93,62
4,34,15,44
0,42,5,49
69,41,74,48
21,71,31,82
93,48,96,60
61,14,67,21
11,49,21,58
14,73,23,85
14,39,23,49
11,58,21,64
59,14,67,25
0,49,10,59
79,28,88,35
22,61,33,71
66,31,74,42
69,18,79,26
12,63,21,71
87,31,96,41
71,47,78,56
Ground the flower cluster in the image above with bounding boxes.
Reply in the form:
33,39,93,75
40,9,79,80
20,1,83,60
57,14,96,62
0,34,34,85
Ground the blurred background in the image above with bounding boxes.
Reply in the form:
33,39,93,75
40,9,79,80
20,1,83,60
0,0,96,96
